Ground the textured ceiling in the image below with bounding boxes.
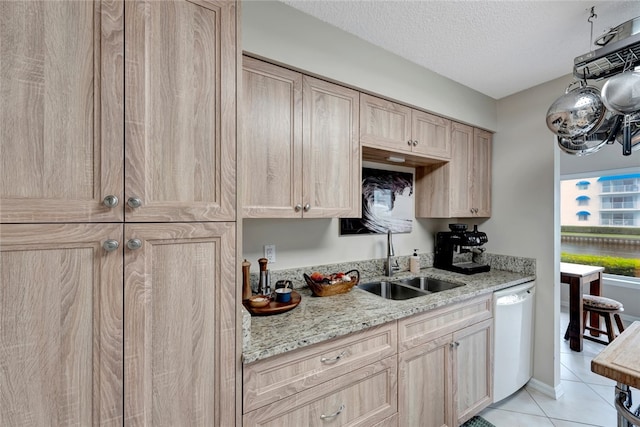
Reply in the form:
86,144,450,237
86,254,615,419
280,0,640,99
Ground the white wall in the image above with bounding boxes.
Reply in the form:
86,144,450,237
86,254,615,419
242,1,497,131
485,75,570,394
242,0,560,394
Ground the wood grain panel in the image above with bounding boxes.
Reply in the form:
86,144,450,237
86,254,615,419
448,122,474,217
125,0,236,222
244,322,397,412
1,223,123,426
453,318,493,425
241,56,303,218
412,110,451,159
243,356,397,427
0,0,124,223
472,129,492,217
398,294,492,352
302,76,360,218
398,335,453,427
124,222,236,426
360,93,412,152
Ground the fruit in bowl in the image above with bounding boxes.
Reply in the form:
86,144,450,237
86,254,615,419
309,271,353,285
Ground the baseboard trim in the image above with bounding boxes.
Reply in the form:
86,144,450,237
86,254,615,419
526,378,564,400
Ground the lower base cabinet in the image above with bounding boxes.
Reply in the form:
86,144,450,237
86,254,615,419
242,295,494,427
398,295,493,427
243,356,397,427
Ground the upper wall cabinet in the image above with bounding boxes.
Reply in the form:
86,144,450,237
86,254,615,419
241,57,361,218
416,123,492,218
360,93,451,162
1,0,123,223
0,0,236,223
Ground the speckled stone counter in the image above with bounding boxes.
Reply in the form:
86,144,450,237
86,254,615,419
242,260,535,364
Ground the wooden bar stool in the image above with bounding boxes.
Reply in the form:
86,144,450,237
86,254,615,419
582,294,625,345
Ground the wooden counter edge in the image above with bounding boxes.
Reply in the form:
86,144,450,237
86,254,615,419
591,321,640,390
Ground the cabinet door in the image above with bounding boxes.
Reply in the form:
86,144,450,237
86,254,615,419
453,319,493,426
1,224,123,426
0,1,124,223
360,93,412,153
449,122,475,217
241,57,303,218
125,0,236,222
302,76,361,218
412,110,451,159
472,129,492,217
124,222,236,426
398,335,453,427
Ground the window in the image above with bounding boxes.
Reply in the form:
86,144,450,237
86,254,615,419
576,195,590,206
601,212,636,226
561,169,640,280
577,211,590,221
601,195,635,210
576,180,590,190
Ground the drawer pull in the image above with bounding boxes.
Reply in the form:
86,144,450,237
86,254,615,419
320,403,345,420
320,349,349,364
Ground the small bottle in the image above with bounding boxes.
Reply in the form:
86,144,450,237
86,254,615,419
410,249,420,273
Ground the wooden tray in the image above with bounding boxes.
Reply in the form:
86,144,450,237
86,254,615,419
243,291,301,316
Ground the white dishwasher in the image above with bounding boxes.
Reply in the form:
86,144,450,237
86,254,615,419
493,281,536,403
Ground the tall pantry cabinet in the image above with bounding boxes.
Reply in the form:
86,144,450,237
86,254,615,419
0,1,238,426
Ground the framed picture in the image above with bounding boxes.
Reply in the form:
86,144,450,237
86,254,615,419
340,167,414,235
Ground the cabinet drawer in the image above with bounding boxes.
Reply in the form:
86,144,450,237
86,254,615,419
243,355,397,427
398,294,492,351
244,322,397,412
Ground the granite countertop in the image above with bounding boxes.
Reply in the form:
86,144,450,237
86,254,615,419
242,266,535,364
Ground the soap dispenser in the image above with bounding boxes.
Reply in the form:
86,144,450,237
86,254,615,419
410,249,420,273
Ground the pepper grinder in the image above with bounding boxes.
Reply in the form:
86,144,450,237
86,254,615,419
242,259,252,300
258,257,269,295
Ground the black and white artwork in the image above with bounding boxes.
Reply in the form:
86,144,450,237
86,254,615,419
340,167,414,235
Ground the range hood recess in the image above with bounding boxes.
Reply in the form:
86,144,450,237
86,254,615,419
574,25,640,80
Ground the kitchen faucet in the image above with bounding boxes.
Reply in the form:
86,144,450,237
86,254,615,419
386,230,400,277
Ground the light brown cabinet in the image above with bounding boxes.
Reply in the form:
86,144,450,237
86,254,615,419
243,323,398,426
242,57,361,218
1,0,236,223
1,222,236,426
360,93,451,161
1,1,238,425
416,123,492,218
398,295,493,427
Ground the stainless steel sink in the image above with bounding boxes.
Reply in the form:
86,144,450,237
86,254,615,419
393,277,465,293
357,281,429,300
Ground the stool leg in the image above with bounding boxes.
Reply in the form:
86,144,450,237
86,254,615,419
614,314,625,334
582,310,588,334
604,314,615,343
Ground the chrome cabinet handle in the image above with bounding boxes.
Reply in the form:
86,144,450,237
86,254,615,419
294,204,302,212
320,349,348,364
320,404,345,420
126,239,142,250
127,197,142,208
103,195,119,208
412,140,418,146
102,239,120,252
407,140,412,146
303,203,310,212
450,341,460,348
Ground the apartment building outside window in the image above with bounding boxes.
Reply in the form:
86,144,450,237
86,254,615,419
560,170,640,280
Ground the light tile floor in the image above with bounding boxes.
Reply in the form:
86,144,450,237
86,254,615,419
478,308,637,427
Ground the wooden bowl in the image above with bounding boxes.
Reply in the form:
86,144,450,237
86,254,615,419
303,269,360,297
248,295,270,308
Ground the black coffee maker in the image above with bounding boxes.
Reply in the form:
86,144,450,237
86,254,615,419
434,223,490,275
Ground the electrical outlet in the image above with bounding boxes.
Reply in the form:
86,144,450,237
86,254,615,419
264,244,276,263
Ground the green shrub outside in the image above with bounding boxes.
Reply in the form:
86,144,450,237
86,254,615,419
561,252,640,278
561,226,640,236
